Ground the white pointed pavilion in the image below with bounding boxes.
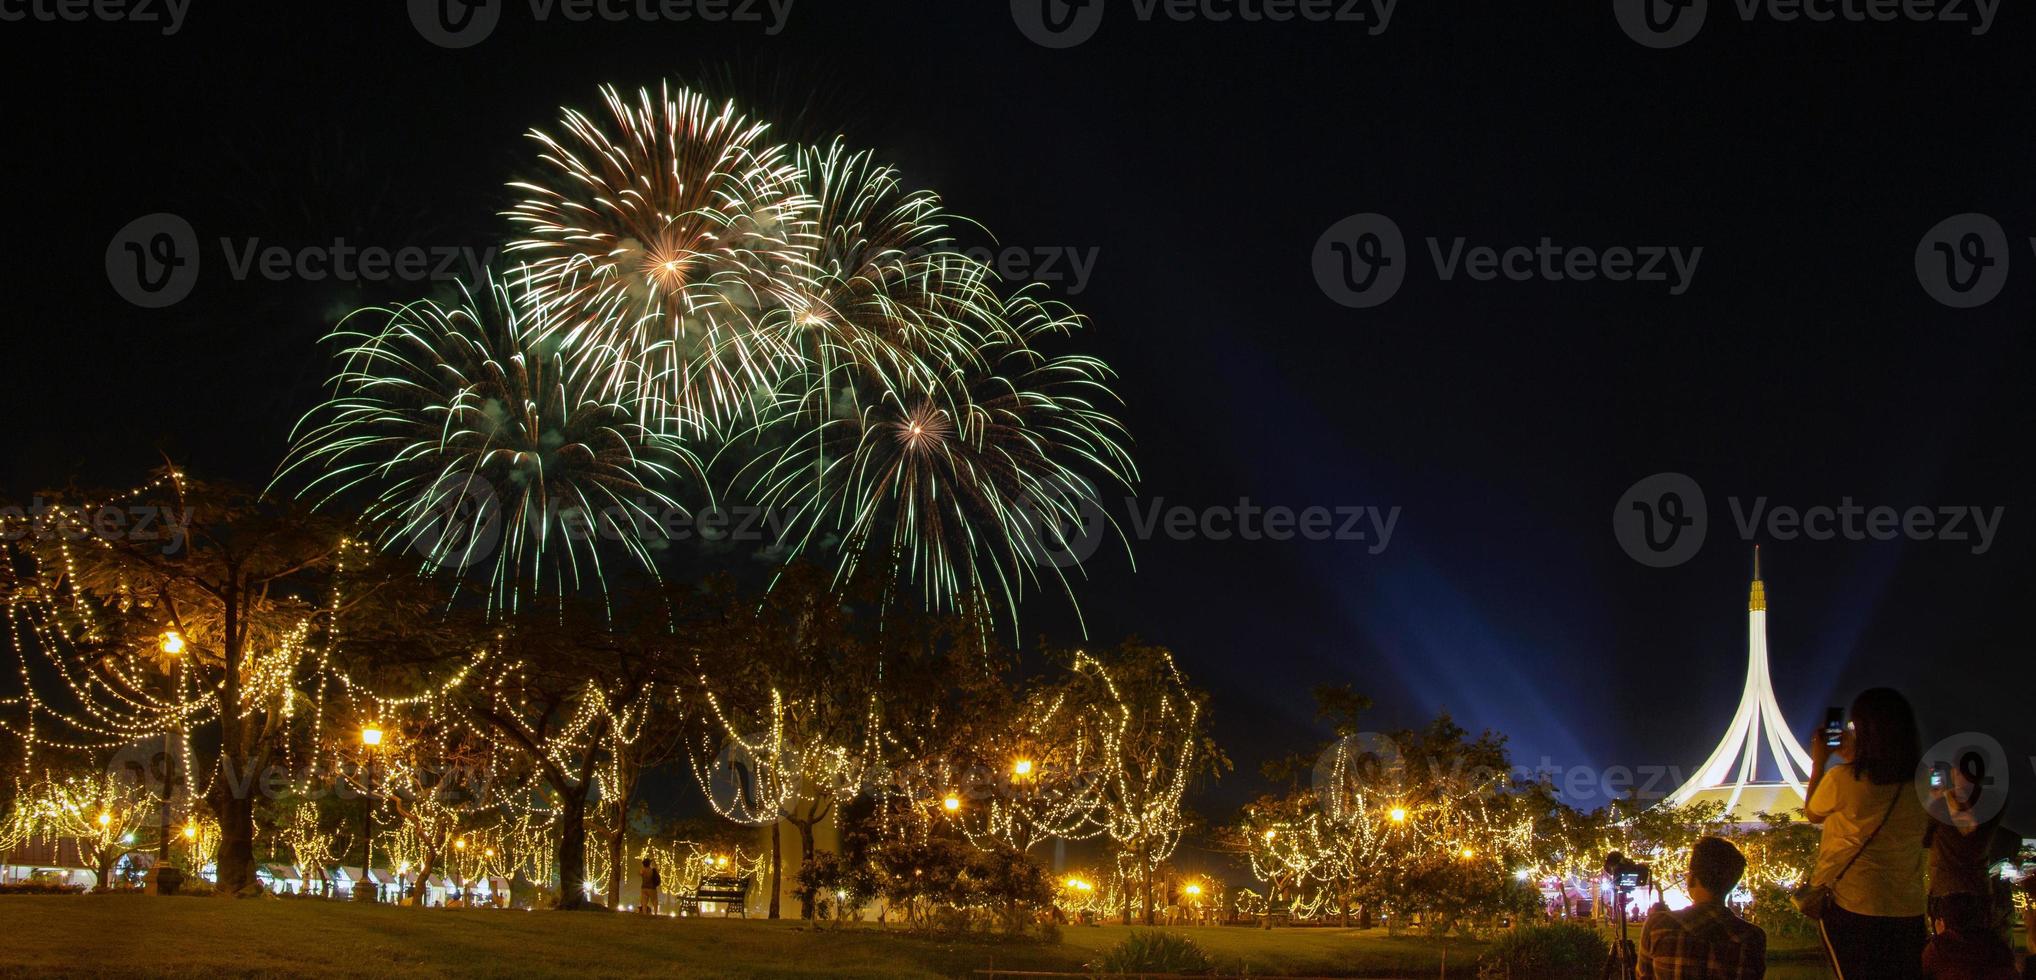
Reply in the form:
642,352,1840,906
1664,548,1813,820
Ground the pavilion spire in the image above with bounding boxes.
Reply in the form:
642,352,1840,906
1665,547,1811,818
1749,545,1765,612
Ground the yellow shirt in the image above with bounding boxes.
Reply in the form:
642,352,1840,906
1806,764,1928,918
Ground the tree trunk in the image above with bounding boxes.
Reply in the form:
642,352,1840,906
604,805,626,912
554,794,590,910
212,588,257,896
1139,844,1155,926
415,851,438,908
767,821,782,919
793,817,817,919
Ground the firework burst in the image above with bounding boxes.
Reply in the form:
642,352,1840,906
288,82,1134,629
505,83,817,438
744,291,1135,624
277,275,702,614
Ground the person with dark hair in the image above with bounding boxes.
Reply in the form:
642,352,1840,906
638,857,661,916
1920,893,2018,980
1638,836,1768,980
1926,759,2009,937
1805,687,1931,980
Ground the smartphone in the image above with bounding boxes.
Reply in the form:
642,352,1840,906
1822,707,1845,748
1929,761,1951,789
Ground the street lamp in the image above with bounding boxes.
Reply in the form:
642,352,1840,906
356,726,383,902
154,630,184,896
1012,759,1034,778
1388,806,1408,824
942,794,961,813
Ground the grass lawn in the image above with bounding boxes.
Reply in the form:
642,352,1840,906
0,896,1844,978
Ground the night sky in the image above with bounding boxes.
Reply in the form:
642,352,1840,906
3,2,2031,828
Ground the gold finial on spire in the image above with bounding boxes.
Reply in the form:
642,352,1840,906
1749,546,1766,612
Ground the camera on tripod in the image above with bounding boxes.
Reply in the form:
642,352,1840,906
1604,852,1651,893
1599,852,1651,980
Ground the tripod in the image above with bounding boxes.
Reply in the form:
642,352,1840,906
1599,886,1639,980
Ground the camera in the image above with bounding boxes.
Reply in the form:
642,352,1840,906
1604,852,1651,892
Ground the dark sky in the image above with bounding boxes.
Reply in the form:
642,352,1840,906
2,1,2031,829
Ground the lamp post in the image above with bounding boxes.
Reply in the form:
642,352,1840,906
355,726,382,902
152,631,185,896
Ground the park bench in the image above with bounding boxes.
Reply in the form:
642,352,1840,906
686,874,751,918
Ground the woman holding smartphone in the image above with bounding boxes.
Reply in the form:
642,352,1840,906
1805,687,1931,980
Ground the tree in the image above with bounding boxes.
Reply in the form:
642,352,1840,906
686,567,887,919
457,600,671,909
3,771,155,891
0,472,408,895
1070,641,1226,925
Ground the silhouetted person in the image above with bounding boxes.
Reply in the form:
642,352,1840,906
639,858,661,916
1637,836,1767,980
1806,688,1930,980
1921,895,2017,980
